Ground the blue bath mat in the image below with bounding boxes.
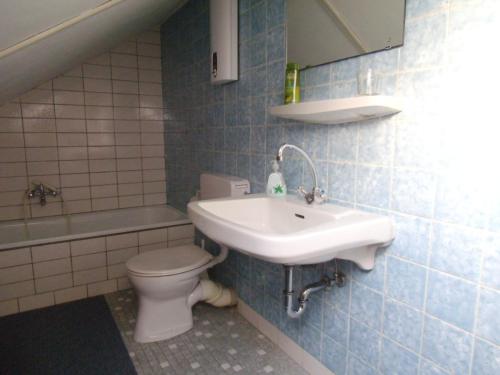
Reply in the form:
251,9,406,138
0,296,136,375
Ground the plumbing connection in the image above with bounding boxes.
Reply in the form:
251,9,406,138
284,265,346,318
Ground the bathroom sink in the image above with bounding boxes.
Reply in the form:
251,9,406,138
187,194,394,269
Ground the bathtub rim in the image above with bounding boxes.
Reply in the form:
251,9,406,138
0,205,191,251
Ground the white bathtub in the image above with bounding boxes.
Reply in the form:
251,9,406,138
0,205,190,251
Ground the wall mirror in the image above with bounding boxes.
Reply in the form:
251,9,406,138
286,0,406,69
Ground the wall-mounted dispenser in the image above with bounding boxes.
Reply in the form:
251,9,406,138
210,0,238,85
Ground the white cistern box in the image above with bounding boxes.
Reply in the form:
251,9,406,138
200,173,249,200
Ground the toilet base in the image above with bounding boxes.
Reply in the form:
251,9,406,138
126,244,231,343
134,295,194,343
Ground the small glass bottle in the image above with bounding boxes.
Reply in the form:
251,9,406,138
284,62,300,104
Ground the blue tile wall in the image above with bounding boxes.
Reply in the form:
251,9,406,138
419,359,450,375
425,271,478,332
380,338,419,375
476,288,500,346
162,0,500,373
472,339,500,375
422,316,473,375
383,299,423,352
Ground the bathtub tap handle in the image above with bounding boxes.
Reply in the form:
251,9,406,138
26,182,59,206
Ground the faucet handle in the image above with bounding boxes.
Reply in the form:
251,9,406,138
313,187,328,204
297,186,315,204
297,186,307,197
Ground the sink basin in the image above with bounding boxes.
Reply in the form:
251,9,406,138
187,194,394,269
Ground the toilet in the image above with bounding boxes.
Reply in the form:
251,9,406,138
126,173,250,343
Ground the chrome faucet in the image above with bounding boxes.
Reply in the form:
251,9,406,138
276,143,327,204
26,182,58,206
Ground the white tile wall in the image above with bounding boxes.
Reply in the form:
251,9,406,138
31,242,70,262
72,252,106,271
0,247,31,267
0,224,194,316
0,28,165,221
0,264,33,284
19,292,55,312
73,267,107,286
33,258,72,278
54,286,87,304
88,280,117,297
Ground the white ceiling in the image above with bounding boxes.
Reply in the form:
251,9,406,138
0,0,108,51
0,0,185,105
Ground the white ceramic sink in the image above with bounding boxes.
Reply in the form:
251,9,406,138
187,194,394,269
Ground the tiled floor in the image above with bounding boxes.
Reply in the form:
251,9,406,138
106,290,308,375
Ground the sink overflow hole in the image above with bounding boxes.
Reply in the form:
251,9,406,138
294,213,305,219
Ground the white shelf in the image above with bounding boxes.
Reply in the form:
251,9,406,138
269,95,402,125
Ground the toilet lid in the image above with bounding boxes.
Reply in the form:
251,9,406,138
126,245,213,276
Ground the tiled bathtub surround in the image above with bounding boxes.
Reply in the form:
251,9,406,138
0,224,194,317
0,28,166,222
162,0,500,374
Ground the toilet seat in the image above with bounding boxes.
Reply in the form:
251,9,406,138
126,245,213,277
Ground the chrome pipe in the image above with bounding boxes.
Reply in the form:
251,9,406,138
284,265,346,319
284,265,305,318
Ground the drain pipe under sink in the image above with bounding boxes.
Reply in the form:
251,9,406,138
284,265,346,318
188,244,238,308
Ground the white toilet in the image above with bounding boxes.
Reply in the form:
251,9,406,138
126,173,250,343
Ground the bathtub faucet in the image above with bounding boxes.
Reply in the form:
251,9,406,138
26,182,59,206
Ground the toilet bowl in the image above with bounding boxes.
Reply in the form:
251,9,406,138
126,244,234,343
127,173,249,343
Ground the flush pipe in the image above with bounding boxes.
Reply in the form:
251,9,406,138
188,244,238,308
284,265,346,318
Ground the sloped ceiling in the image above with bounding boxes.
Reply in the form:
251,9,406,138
0,0,186,105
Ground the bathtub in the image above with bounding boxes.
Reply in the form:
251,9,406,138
0,205,195,316
0,205,190,251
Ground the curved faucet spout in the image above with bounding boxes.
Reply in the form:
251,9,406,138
276,143,326,204
277,143,318,189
